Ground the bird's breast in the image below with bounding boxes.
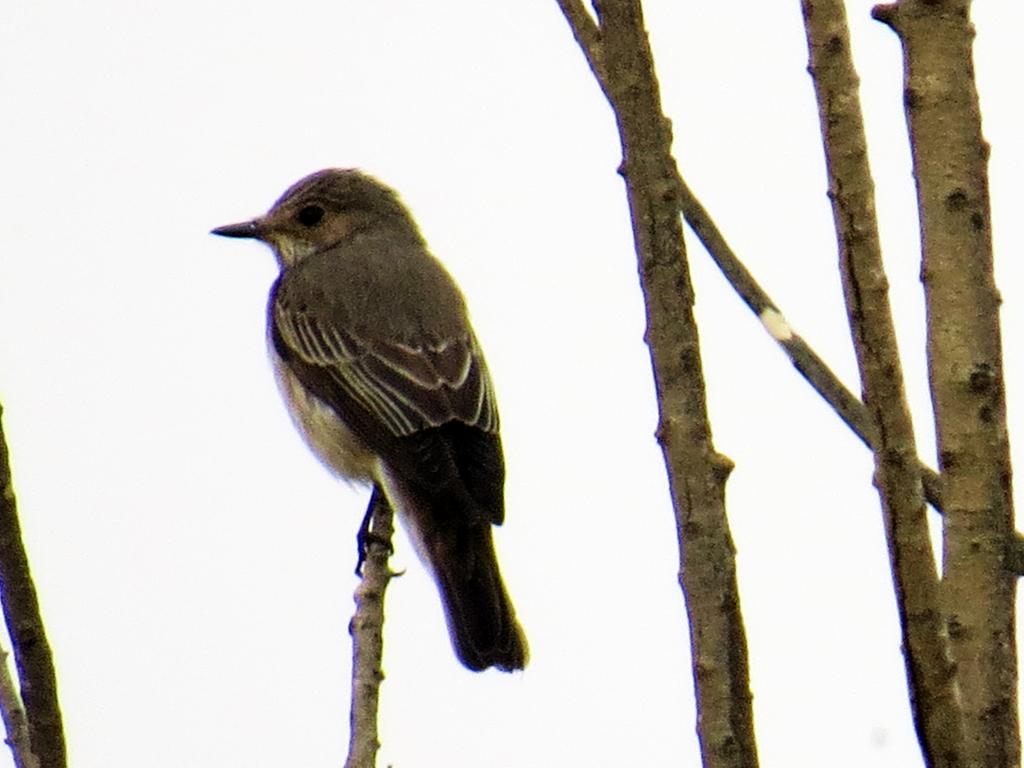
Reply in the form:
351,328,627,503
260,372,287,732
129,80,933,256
267,336,376,482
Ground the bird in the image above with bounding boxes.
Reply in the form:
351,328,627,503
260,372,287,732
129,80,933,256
211,169,527,672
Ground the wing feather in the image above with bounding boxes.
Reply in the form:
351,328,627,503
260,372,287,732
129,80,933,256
272,299,498,438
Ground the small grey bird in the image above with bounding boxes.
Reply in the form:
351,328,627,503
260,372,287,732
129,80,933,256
212,169,527,672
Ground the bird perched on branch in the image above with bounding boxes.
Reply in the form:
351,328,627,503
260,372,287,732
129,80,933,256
212,169,527,672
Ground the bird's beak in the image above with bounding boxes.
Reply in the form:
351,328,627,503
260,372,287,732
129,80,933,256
210,218,264,239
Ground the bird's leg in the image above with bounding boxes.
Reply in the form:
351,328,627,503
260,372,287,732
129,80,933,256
355,485,394,576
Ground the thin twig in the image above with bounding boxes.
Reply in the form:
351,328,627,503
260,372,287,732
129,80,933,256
344,487,394,768
555,1,606,85
677,167,1024,573
0,646,37,768
802,1,960,763
0,405,65,768
676,175,940,503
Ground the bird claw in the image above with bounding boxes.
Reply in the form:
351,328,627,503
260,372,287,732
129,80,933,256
355,528,395,576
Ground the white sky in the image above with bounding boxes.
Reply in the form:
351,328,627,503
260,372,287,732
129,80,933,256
0,2,1021,766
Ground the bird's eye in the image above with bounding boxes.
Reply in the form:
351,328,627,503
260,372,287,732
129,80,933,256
297,205,325,227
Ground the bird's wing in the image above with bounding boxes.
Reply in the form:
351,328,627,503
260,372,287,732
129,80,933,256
271,294,499,440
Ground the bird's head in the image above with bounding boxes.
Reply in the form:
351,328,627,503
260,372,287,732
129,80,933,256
212,168,419,267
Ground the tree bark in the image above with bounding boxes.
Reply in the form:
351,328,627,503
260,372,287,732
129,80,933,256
802,2,961,764
344,488,394,768
874,1,1019,763
555,3,757,766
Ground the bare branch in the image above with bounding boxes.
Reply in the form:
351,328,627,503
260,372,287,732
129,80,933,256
344,488,394,768
802,1,962,763
557,3,758,766
677,170,1024,574
0,646,37,768
0,406,65,768
554,0,605,85
676,175,885,464
874,0,1019,763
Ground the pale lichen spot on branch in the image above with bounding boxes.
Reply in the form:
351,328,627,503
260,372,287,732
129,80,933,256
759,307,794,342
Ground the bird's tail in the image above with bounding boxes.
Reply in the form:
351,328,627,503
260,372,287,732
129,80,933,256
427,521,528,673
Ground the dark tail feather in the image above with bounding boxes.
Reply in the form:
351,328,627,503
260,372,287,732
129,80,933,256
428,523,528,672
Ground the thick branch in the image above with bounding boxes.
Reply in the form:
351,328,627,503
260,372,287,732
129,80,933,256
874,1,1018,764
344,488,394,768
0,406,65,768
802,1,960,764
557,3,758,767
